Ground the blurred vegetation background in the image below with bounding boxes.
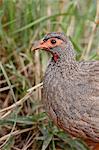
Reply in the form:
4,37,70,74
0,0,99,149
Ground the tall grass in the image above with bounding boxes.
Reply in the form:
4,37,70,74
0,0,99,149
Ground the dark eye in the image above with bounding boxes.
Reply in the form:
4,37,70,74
51,39,56,44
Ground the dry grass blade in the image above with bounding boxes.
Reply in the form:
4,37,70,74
1,110,12,119
81,0,99,60
0,84,18,92
0,82,43,114
0,127,34,143
0,62,17,102
27,82,43,92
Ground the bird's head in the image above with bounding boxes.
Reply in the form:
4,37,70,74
31,32,75,62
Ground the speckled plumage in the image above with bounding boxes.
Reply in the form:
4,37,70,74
42,33,99,142
32,32,99,148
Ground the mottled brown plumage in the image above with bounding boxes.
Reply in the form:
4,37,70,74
31,32,99,149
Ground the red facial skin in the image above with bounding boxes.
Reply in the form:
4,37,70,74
31,37,63,62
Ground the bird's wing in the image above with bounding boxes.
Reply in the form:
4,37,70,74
79,61,99,97
67,61,99,141
79,60,99,127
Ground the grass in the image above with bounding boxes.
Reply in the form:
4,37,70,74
0,0,99,149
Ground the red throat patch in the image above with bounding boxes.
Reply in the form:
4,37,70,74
53,53,59,62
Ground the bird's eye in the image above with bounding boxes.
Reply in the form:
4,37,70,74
51,39,56,44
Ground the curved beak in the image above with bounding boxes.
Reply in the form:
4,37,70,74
31,40,48,51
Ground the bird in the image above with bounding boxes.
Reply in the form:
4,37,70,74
31,32,99,150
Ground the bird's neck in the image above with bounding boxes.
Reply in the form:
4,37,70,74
45,46,77,77
54,43,76,64
45,56,77,79
51,50,76,69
